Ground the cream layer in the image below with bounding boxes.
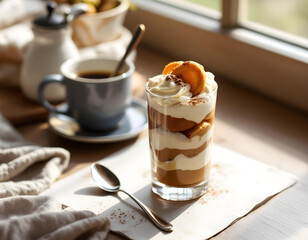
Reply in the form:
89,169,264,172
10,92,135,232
149,126,213,150
148,97,216,124
154,137,212,162
152,146,212,171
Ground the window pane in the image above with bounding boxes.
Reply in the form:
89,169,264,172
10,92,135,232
183,0,221,12
157,0,221,18
244,0,308,39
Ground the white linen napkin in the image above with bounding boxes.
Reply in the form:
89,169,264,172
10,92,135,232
0,195,110,240
0,0,44,88
0,114,111,239
0,112,70,198
0,0,45,30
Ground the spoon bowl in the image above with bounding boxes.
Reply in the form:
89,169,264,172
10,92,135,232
91,163,173,232
91,163,120,192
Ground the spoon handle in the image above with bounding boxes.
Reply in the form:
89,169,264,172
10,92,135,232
110,24,145,77
119,189,173,232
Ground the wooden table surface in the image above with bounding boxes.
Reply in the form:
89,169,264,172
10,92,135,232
2,46,308,239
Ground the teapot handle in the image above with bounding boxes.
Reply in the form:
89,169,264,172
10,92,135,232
38,74,69,115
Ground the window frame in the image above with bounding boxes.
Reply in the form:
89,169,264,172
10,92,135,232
125,0,308,113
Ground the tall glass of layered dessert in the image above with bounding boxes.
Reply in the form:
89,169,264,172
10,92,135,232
146,61,217,201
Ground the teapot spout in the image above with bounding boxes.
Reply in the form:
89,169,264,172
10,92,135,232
65,3,88,23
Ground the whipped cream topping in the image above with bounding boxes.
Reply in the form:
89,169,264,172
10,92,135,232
147,74,191,100
146,72,217,123
146,72,216,104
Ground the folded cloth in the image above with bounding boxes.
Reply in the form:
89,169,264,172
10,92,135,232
0,114,111,239
0,0,43,88
0,21,33,63
0,0,44,30
0,112,70,198
0,195,110,240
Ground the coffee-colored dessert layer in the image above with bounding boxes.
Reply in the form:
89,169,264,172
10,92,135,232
148,106,215,132
148,106,215,131
148,106,195,132
154,163,211,187
149,110,214,140
154,137,212,162
182,120,212,139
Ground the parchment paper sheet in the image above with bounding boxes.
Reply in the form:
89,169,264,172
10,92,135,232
42,137,297,240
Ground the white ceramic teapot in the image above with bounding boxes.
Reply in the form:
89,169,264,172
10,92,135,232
20,2,86,102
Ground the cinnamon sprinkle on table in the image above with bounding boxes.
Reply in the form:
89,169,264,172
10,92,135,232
108,208,147,227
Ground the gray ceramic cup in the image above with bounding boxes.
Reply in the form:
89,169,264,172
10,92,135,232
38,57,134,132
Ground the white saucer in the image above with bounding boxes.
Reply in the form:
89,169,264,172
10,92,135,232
48,99,147,143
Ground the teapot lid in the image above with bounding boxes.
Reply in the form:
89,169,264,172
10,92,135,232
34,2,67,29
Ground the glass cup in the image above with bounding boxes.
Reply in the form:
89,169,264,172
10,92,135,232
146,83,218,201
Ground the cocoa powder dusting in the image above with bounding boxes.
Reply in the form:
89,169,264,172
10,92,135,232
212,163,220,169
108,208,146,227
198,185,229,205
142,169,150,179
188,98,206,106
198,164,229,205
166,74,186,87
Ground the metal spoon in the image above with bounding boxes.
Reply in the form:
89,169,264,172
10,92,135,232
110,24,146,77
91,163,173,232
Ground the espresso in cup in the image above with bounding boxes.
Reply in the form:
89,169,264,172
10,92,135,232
77,71,115,79
38,58,134,132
